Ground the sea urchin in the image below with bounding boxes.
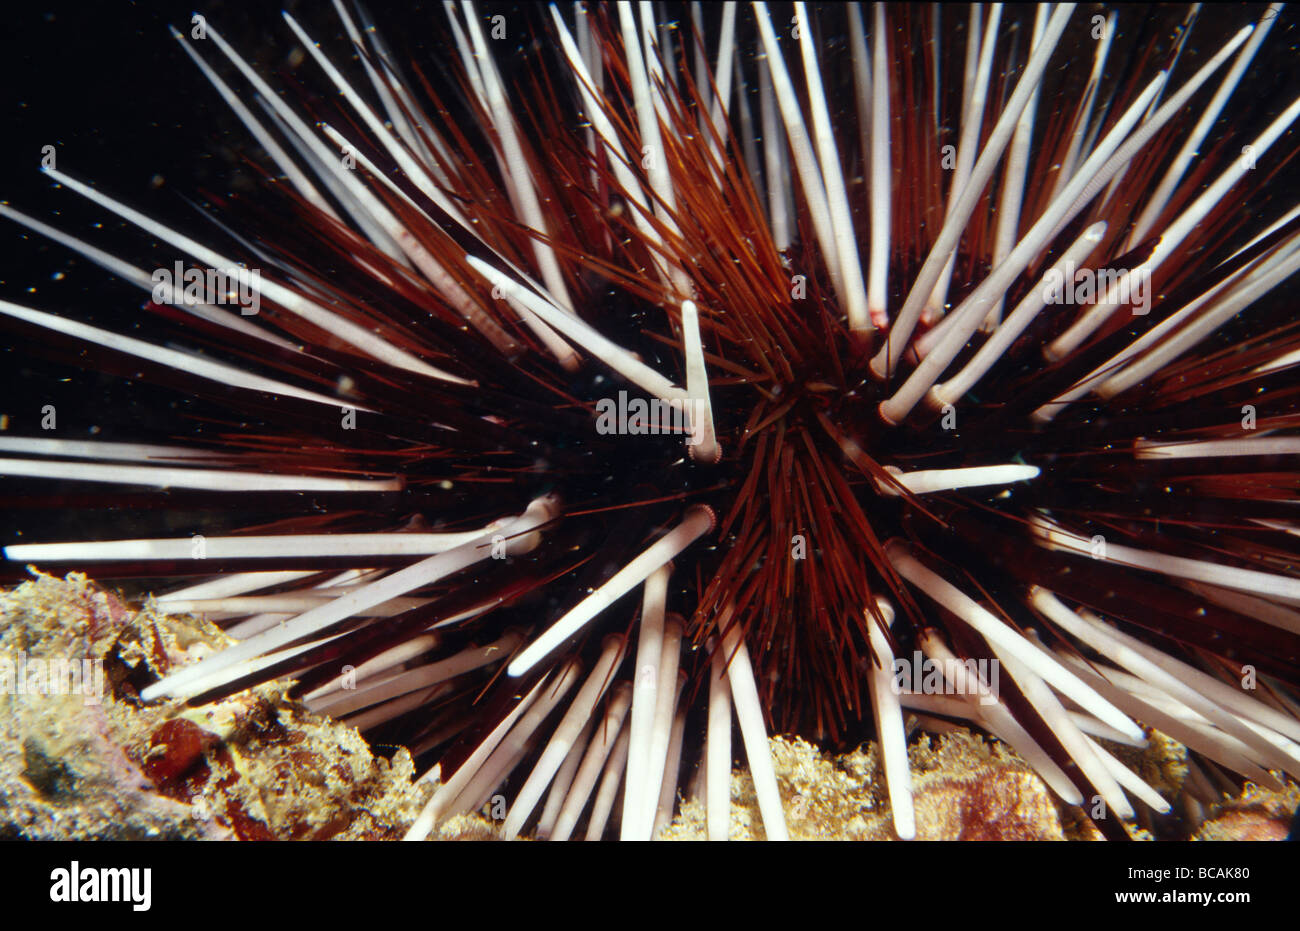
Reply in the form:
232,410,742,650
3,2,1300,842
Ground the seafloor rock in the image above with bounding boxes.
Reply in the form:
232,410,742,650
0,572,429,839
1194,782,1300,841
661,732,1074,840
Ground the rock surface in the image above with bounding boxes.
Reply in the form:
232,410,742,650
1,572,429,840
